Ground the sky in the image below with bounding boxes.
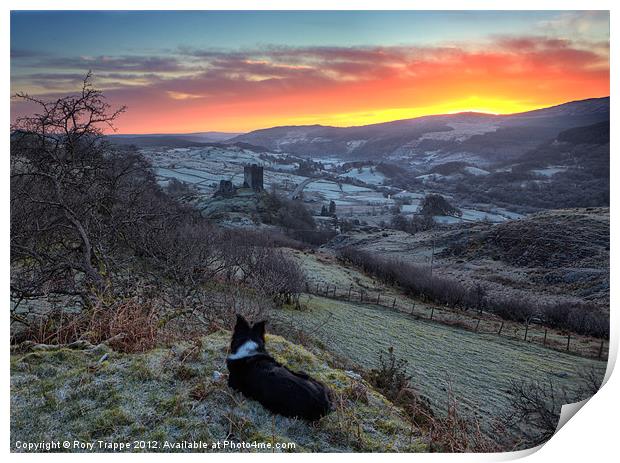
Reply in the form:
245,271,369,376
10,11,610,134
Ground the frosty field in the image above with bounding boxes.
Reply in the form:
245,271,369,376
141,145,521,223
274,296,607,427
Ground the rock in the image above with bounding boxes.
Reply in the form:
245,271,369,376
344,370,362,381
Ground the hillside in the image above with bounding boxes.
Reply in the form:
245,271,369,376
440,208,609,269
327,208,609,308
273,296,606,434
11,331,426,453
231,97,609,163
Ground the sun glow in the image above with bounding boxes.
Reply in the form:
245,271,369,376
288,98,544,128
10,11,609,134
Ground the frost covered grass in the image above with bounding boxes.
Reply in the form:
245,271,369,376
11,331,427,453
532,166,568,177
145,146,309,196
274,296,606,431
339,167,386,186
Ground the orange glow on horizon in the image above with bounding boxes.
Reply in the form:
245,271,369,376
108,90,609,135
102,59,610,133
11,34,610,135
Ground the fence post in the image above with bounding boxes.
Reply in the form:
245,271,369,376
333,286,336,297
360,290,363,302
475,319,481,332
598,339,604,359
411,303,415,314
316,282,319,294
543,329,547,346
498,321,504,336
430,307,434,320
566,334,571,352
392,298,396,309
524,323,529,341
376,293,381,304
348,286,352,300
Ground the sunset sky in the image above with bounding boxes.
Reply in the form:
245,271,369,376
10,11,610,134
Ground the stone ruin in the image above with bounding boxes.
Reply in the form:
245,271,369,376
214,179,236,198
243,164,264,191
213,164,264,197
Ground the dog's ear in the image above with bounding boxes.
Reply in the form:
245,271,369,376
252,320,266,340
234,314,250,334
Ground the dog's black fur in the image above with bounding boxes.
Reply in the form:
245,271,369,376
226,314,332,421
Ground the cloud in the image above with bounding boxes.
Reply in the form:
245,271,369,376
40,55,191,73
537,11,610,42
10,33,609,132
166,91,204,100
13,35,609,94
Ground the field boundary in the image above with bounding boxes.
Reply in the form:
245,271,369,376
304,282,608,361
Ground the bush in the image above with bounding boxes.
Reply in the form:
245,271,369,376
10,76,311,349
261,192,316,231
390,213,436,234
502,371,603,447
367,346,412,402
419,194,462,217
287,229,338,246
15,296,162,353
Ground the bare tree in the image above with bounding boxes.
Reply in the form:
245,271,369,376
10,73,138,308
11,74,308,342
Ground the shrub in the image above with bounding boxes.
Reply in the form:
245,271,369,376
503,377,571,446
367,346,412,401
15,296,162,353
419,194,462,217
261,192,316,231
390,213,436,234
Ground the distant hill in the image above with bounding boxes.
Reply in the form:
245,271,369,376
111,131,241,142
557,120,610,145
107,131,243,148
513,120,609,173
183,131,244,142
107,135,269,153
231,97,609,163
441,207,609,270
107,135,211,148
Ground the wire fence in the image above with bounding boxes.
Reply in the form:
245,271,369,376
304,281,608,361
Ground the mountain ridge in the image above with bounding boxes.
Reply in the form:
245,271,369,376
230,97,609,162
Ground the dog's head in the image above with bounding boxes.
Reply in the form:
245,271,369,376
228,314,267,360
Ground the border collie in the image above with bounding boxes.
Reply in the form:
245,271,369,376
226,314,332,421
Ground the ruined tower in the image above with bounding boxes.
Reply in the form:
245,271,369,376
214,179,236,197
243,164,264,191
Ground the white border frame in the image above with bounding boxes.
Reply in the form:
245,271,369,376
2,2,616,462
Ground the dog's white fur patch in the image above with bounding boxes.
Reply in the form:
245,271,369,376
228,340,260,360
